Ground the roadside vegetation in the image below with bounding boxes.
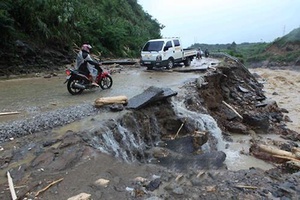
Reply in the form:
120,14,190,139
0,0,162,57
191,27,300,66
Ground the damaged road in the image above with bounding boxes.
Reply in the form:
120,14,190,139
0,57,300,199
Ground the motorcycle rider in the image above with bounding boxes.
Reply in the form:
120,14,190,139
205,49,209,58
75,44,102,87
196,48,202,59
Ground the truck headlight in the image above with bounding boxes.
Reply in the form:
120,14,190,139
156,55,162,61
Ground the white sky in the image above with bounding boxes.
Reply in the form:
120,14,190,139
138,0,300,47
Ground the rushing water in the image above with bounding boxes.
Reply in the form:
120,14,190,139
173,99,275,170
52,93,275,170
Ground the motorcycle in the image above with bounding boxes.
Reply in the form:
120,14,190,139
64,65,113,95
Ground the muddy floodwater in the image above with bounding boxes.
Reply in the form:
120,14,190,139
249,68,300,133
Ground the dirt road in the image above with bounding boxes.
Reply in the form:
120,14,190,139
0,62,211,123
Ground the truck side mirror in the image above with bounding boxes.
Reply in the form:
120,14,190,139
163,46,168,51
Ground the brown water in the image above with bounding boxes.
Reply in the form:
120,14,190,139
250,68,300,133
223,68,300,170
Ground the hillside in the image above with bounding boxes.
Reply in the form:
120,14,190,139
191,28,300,68
0,0,162,76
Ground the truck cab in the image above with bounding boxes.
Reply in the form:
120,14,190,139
140,38,195,70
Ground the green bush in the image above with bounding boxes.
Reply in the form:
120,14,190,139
1,0,162,57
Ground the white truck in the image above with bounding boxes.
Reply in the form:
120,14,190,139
140,38,197,70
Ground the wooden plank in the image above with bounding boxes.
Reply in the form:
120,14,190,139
0,112,20,116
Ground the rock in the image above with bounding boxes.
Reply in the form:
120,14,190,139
172,186,184,195
145,147,169,158
224,121,248,134
146,178,161,191
242,113,270,134
158,151,226,171
44,74,52,78
196,76,208,88
238,85,249,93
296,58,300,66
284,115,292,122
109,104,124,112
192,131,208,150
67,193,91,200
94,178,110,187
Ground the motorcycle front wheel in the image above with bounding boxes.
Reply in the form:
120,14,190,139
67,77,84,95
99,75,113,89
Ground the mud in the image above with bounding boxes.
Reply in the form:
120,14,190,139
0,57,300,199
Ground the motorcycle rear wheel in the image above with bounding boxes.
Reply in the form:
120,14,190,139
67,77,84,95
99,75,113,89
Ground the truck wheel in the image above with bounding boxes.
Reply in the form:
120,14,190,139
147,65,153,70
184,57,191,66
166,58,174,69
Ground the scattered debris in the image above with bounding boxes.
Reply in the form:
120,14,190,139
0,112,20,116
67,192,91,200
94,95,128,107
7,171,17,200
35,178,64,197
173,118,186,139
222,101,243,120
94,178,110,188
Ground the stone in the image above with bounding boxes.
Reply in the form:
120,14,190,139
67,193,91,200
242,113,269,134
146,178,161,191
94,178,110,187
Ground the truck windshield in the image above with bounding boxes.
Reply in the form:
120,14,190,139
142,41,164,51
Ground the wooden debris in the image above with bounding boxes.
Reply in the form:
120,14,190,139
222,101,243,120
258,144,298,160
272,155,300,162
0,111,20,116
7,171,17,200
94,95,128,107
173,118,186,139
235,185,258,190
255,144,300,170
35,178,64,197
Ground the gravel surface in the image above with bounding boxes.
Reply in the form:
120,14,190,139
0,103,100,143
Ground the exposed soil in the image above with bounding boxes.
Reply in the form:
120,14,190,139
0,57,300,200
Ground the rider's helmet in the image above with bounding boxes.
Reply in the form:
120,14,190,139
81,44,92,53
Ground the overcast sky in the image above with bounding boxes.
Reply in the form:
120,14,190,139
138,0,300,47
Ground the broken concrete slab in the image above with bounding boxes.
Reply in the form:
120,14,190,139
102,59,137,65
126,86,177,109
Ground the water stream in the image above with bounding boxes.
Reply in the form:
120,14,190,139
53,95,275,170
172,99,275,170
